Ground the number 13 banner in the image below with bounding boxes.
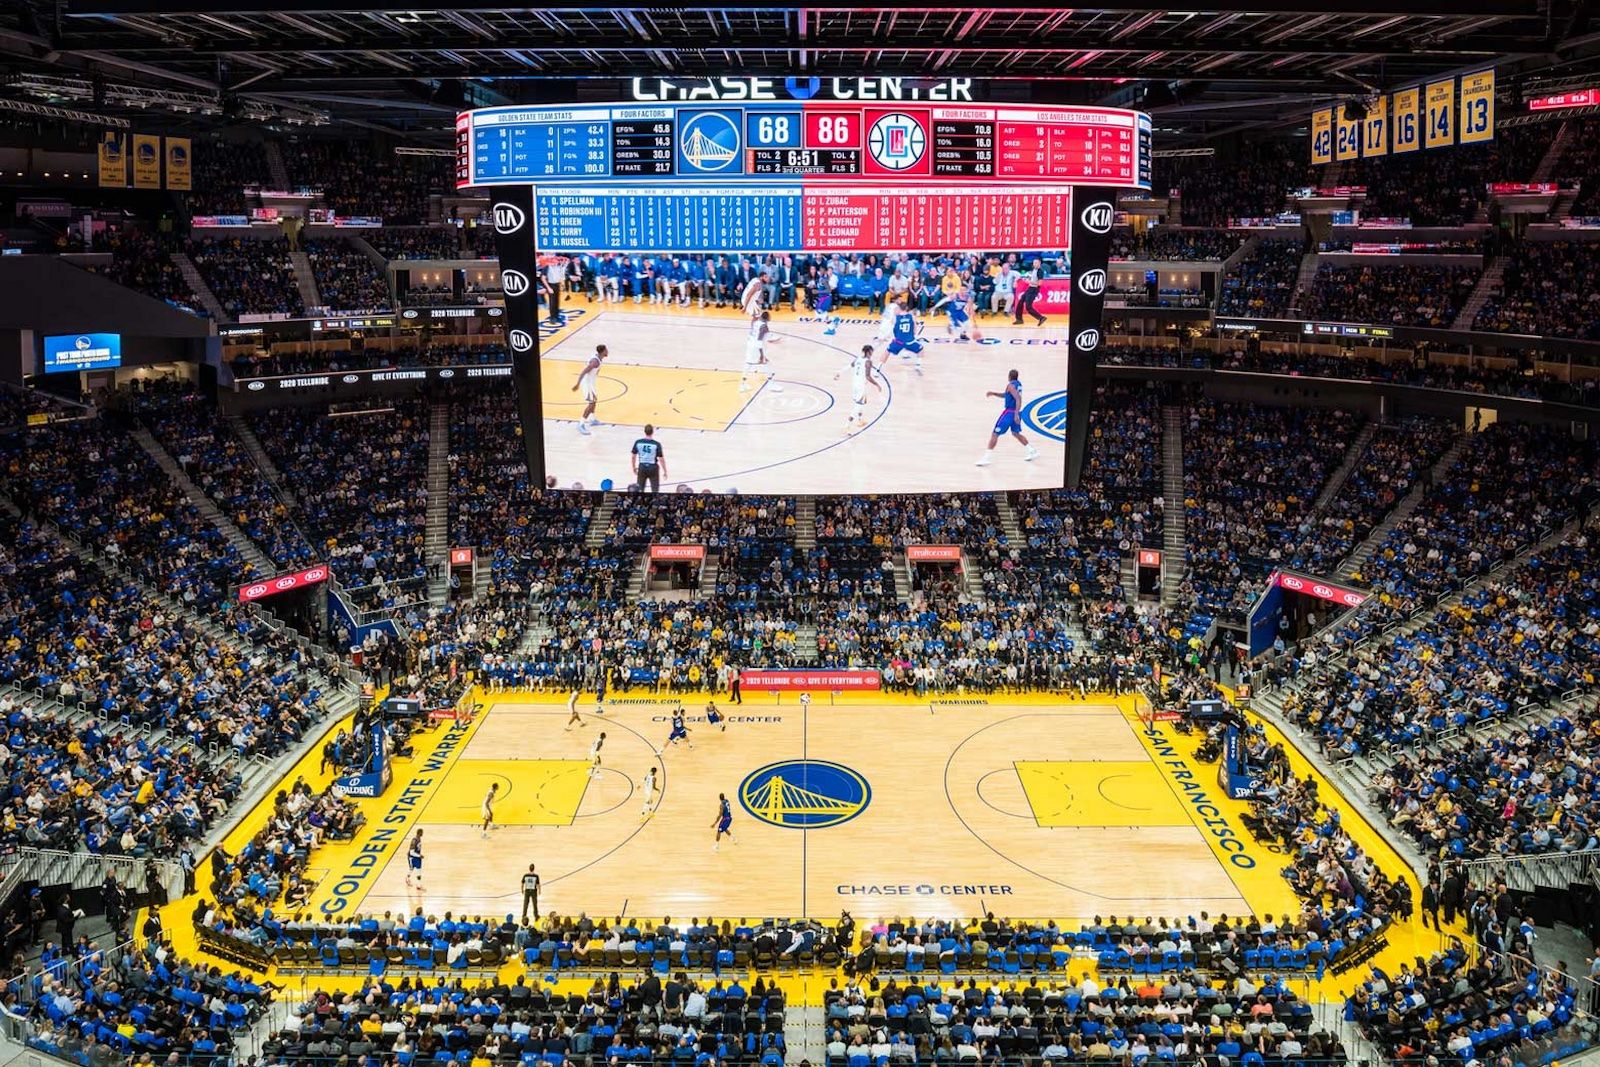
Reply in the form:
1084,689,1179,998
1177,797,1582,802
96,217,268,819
1459,70,1496,143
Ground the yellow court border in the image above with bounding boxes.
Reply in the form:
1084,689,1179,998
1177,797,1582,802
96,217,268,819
148,685,1467,1005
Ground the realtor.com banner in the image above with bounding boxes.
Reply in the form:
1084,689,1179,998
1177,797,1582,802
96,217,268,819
739,669,882,691
906,545,962,562
650,544,706,562
238,364,511,394
238,563,330,603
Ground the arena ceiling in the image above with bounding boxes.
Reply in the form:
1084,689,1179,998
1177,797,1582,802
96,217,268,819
2,1,1598,140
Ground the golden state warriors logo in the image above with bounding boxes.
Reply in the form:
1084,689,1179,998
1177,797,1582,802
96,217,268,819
740,760,870,829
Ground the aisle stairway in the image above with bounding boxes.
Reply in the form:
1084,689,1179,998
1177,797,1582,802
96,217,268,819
585,494,616,548
289,249,322,310
1532,120,1574,183
1160,406,1186,606
1287,252,1319,316
425,400,452,606
130,426,275,578
1337,430,1469,581
1312,419,1377,511
263,141,292,190
171,251,230,321
1452,255,1503,331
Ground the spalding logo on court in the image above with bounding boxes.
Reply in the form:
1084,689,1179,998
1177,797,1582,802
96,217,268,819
1081,202,1114,234
740,759,870,829
493,203,526,234
1020,390,1069,442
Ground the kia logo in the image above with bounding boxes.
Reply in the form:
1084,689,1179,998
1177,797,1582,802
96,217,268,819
1078,268,1106,296
509,328,534,352
341,374,360,383
501,269,530,297
494,203,526,234
488,308,503,317
244,583,267,598
1074,328,1101,351
402,309,418,319
438,368,455,378
275,577,297,590
247,381,265,391
306,568,327,580
1080,201,1114,234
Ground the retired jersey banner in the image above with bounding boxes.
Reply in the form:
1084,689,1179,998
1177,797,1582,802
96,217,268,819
132,134,162,188
1363,94,1388,157
1392,88,1421,153
1310,108,1334,165
97,131,127,187
1426,78,1456,149
740,669,882,691
165,137,192,190
1459,69,1495,143
1335,109,1361,161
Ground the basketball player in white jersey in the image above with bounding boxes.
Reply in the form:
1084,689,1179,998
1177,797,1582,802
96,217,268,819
588,731,607,778
480,782,498,839
640,764,659,819
834,344,883,435
741,269,768,319
564,688,584,730
740,311,783,394
570,344,607,435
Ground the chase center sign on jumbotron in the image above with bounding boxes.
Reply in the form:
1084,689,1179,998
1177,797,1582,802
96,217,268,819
630,76,975,103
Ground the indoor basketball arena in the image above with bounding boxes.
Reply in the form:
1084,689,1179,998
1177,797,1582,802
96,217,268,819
2,4,1600,1067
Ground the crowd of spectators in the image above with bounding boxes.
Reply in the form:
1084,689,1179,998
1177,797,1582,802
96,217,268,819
185,139,272,216
370,228,465,261
248,401,431,612
1215,239,1302,318
1564,119,1600,215
1181,399,1360,622
304,238,392,313
1285,417,1457,576
1473,241,1600,341
1336,147,1496,227
1301,263,1480,328
188,237,305,319
1346,420,1599,634
120,378,315,569
1152,140,1307,227
1109,228,1244,262
286,142,450,225
82,230,201,315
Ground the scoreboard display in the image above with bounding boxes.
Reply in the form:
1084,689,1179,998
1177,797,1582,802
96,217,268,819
460,101,1148,252
459,102,1151,188
535,185,1074,252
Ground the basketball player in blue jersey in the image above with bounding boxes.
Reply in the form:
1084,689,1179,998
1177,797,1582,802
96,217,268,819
704,701,726,732
665,705,694,750
712,792,735,851
931,283,973,342
978,368,1039,466
882,296,925,372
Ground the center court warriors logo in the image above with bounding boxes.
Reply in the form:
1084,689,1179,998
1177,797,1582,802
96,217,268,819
1021,390,1069,442
740,760,870,829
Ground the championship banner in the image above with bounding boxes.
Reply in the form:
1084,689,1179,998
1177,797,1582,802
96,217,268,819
1459,69,1495,143
1363,94,1388,158
739,669,882,691
1065,186,1112,490
1335,109,1361,161
132,134,161,188
1392,88,1421,154
487,185,547,483
97,131,127,188
1426,78,1456,149
165,137,191,190
1310,108,1333,165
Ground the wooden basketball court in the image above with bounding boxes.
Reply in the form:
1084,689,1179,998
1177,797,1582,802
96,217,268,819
540,302,1069,495
302,693,1299,925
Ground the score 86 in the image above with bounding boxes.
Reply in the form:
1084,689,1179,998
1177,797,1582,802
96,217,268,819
747,111,802,148
804,111,860,148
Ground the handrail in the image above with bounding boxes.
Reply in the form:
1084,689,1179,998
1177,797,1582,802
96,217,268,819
1453,847,1600,893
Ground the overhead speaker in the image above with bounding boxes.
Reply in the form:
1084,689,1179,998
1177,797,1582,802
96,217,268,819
1343,98,1368,122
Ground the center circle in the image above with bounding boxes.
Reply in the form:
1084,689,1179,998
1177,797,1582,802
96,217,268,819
739,759,871,829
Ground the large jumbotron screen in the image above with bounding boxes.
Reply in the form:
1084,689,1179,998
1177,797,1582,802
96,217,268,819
458,97,1148,494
